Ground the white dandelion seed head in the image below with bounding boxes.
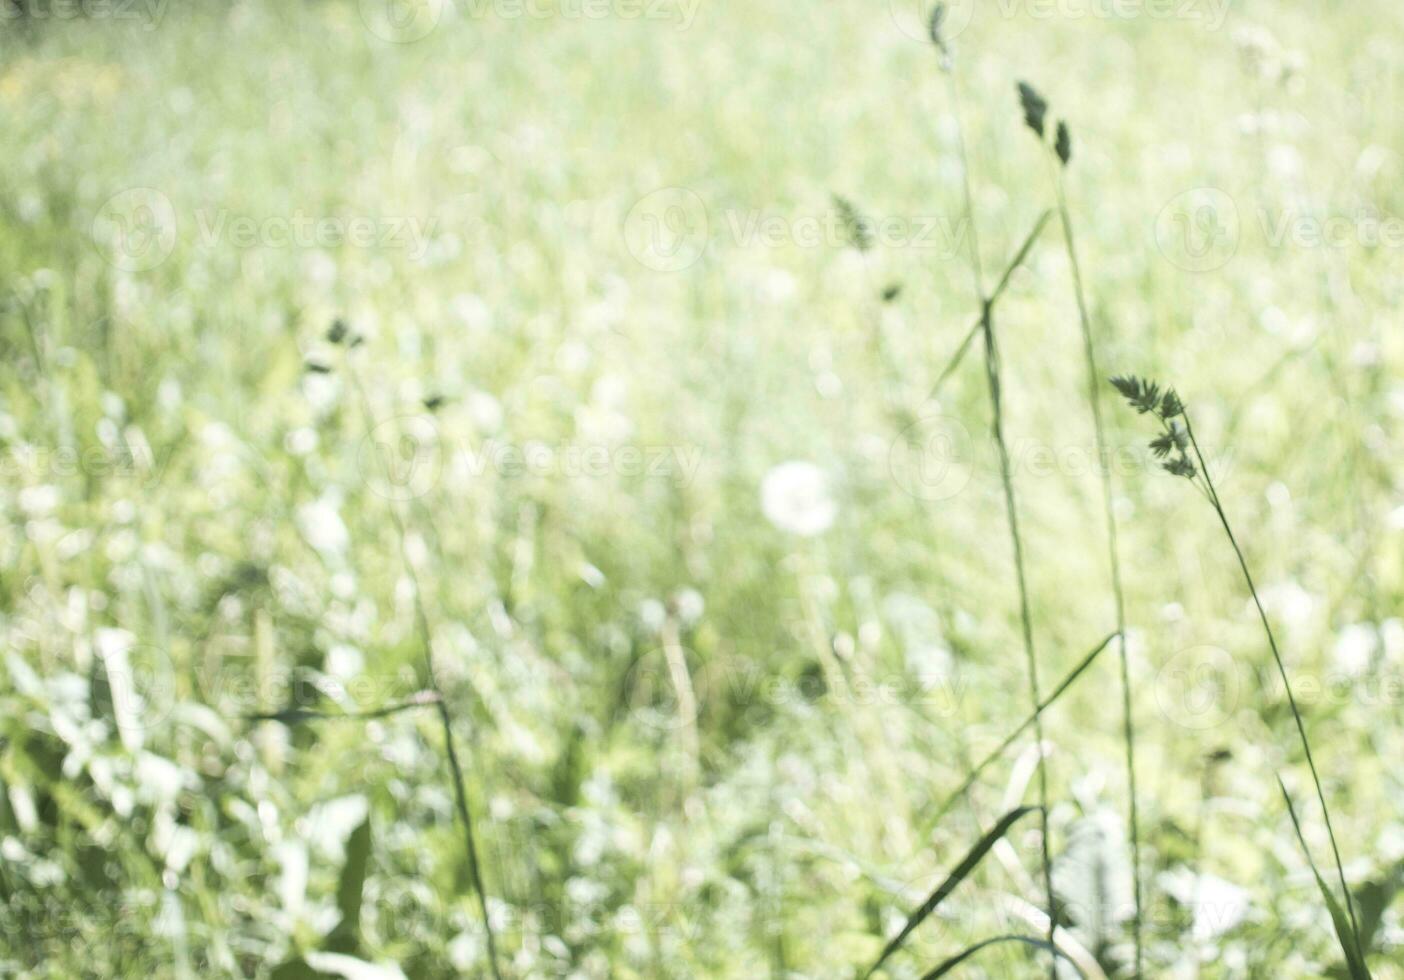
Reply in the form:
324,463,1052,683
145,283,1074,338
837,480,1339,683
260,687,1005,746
761,461,836,537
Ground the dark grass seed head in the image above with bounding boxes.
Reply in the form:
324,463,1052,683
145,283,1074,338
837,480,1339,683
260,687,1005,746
1018,81,1048,138
929,4,949,54
1111,376,1198,479
833,194,874,252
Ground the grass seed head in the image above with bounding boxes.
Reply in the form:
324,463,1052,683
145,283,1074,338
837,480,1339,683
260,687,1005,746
1018,81,1048,138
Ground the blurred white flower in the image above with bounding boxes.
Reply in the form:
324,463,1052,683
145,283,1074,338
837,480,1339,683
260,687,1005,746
761,461,836,536
638,598,667,633
1259,580,1316,629
672,587,705,625
1159,867,1250,943
297,497,349,558
284,426,318,456
18,484,59,517
1333,623,1376,677
325,643,364,682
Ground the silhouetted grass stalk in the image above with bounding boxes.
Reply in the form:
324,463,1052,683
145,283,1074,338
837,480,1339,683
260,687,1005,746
1032,116,1144,974
660,611,700,786
933,19,1056,969
343,352,505,980
1111,376,1366,971
1181,413,1364,966
924,211,1052,405
921,631,1118,836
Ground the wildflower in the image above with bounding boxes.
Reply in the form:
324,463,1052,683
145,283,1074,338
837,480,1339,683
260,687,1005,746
761,461,836,536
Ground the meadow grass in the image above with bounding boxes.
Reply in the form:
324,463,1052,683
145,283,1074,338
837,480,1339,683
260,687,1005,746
1,1,1403,977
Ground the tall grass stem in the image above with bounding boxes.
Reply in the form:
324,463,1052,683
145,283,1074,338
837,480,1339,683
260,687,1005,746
1045,152,1143,977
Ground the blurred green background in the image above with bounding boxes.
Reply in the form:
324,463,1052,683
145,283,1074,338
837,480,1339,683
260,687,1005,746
2,0,1402,976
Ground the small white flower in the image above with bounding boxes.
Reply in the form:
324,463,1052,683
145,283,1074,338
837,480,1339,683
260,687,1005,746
1333,623,1376,677
1159,867,1250,943
297,497,349,558
761,461,836,537
672,588,705,625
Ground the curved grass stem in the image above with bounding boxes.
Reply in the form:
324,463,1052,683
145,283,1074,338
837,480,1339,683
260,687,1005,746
1181,415,1364,969
346,359,506,980
942,60,1056,974
1045,150,1143,977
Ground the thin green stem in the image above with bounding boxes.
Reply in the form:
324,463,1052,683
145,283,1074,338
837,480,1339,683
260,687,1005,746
945,69,984,296
1181,414,1364,968
921,631,1119,837
946,62,1056,973
979,299,1056,970
924,211,1052,405
347,362,505,980
1047,153,1142,977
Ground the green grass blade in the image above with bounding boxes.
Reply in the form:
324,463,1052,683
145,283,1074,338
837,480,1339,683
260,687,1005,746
328,816,372,953
1277,777,1372,980
864,806,1040,979
924,211,1052,405
919,631,1118,840
919,934,1083,979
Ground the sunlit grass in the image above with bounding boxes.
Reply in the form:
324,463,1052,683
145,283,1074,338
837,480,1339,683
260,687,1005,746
2,1,1403,977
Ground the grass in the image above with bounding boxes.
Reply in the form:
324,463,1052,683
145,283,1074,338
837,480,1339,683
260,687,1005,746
2,1,1404,978
1113,376,1372,975
933,16,1057,971
1019,82,1144,975
342,339,506,980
